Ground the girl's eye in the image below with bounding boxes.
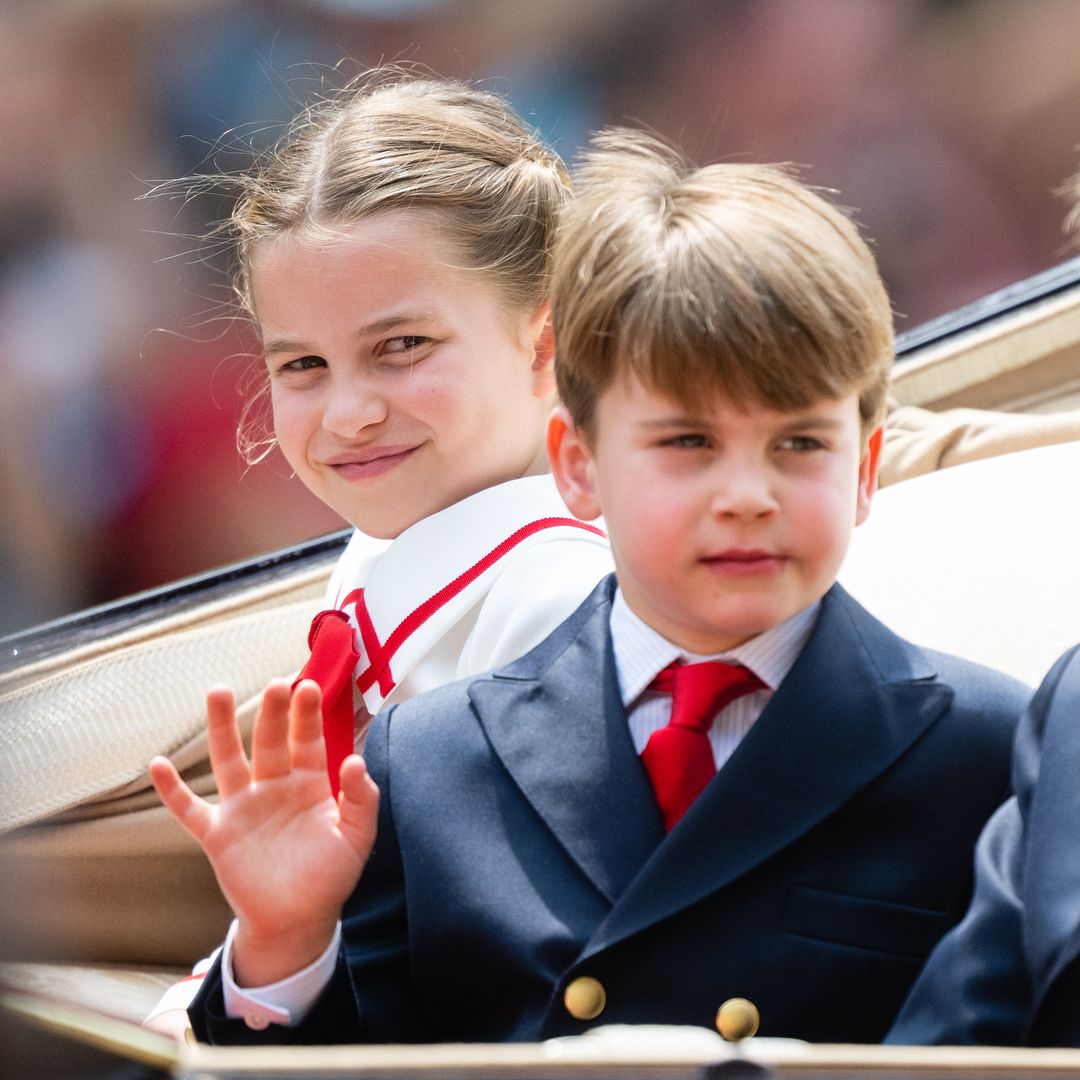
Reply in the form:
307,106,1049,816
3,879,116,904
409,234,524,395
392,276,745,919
383,335,431,355
280,355,325,373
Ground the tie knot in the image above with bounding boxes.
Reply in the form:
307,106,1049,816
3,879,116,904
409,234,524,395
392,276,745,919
641,659,766,831
649,660,765,734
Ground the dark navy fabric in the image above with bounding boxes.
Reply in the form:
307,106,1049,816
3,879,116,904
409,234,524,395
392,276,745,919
889,644,1080,1047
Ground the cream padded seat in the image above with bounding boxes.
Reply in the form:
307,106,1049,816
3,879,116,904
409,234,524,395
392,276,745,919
840,439,1080,688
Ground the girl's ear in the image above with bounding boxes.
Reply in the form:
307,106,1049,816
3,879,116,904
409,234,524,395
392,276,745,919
854,425,884,526
547,406,602,521
528,303,556,399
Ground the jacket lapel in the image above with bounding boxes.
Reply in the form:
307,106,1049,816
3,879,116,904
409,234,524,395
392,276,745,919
583,586,954,955
468,576,664,904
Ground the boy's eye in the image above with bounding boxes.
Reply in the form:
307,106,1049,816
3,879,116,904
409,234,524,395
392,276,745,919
661,433,710,449
778,434,825,452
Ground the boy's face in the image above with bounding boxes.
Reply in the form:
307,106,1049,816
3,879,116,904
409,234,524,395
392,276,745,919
250,212,554,539
549,374,881,654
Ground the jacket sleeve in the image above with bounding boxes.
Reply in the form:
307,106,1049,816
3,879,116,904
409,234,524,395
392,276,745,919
883,794,1032,1045
885,650,1078,1046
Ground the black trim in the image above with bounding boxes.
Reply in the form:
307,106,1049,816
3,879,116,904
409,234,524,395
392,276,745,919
0,529,351,672
895,255,1080,358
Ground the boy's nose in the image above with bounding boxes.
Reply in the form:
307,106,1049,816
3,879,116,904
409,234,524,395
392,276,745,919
322,375,388,436
710,469,778,519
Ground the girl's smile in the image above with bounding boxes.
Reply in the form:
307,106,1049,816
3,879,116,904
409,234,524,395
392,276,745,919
323,444,421,480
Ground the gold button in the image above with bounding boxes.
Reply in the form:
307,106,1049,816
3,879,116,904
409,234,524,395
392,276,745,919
563,975,606,1021
715,997,760,1042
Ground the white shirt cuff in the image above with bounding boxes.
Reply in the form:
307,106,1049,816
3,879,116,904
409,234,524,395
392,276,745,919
221,919,342,1030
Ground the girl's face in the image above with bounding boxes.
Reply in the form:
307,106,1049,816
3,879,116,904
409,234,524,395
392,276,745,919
250,212,555,538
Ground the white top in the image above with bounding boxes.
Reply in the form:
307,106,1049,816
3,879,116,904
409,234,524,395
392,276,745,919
220,588,820,1030
324,474,613,715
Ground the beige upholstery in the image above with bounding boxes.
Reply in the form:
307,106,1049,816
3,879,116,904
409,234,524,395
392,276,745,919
882,403,1080,488
841,439,1080,688
0,563,330,964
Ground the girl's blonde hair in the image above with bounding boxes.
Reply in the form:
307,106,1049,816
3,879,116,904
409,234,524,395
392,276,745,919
553,129,895,439
231,73,569,315
208,71,569,460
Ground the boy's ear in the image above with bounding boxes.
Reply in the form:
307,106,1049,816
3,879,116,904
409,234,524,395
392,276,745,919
547,406,603,521
528,303,556,399
854,425,884,526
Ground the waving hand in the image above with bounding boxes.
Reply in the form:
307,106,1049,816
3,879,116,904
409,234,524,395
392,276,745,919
150,679,378,986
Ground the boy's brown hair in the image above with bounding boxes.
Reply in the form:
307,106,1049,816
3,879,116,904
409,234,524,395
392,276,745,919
552,129,894,438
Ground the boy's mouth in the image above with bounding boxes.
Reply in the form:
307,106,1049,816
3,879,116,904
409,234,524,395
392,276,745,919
325,444,418,480
701,549,788,576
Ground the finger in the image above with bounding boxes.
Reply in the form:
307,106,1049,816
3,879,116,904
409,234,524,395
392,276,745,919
289,679,329,775
250,679,295,781
150,756,214,843
337,754,380,856
205,685,250,798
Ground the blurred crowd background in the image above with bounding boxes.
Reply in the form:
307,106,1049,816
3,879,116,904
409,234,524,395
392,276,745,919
2,0,1080,636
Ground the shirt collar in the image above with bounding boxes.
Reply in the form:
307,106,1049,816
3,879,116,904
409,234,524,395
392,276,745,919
610,587,821,708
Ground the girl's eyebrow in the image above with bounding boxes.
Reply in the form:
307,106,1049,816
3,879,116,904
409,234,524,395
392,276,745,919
262,311,440,358
263,336,311,358
356,311,439,337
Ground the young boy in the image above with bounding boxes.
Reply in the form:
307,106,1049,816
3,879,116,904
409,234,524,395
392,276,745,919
156,130,1028,1046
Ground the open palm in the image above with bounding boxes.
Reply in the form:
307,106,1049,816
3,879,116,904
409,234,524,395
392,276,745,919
151,679,378,984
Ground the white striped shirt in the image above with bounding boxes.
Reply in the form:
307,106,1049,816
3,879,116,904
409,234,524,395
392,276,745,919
611,589,820,771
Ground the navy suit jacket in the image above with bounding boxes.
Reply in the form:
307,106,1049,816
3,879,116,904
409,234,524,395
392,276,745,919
888,644,1080,1047
191,578,1026,1046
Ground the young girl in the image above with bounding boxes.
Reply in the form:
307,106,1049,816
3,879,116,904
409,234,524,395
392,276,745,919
143,71,613,1035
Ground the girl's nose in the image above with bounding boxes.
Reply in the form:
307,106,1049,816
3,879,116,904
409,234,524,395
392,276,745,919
322,373,389,437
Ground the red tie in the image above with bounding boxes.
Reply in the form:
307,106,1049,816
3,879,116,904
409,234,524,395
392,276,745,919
641,660,765,831
292,609,360,798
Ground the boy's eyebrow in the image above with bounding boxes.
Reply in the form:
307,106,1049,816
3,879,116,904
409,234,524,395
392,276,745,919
636,413,846,431
636,413,713,428
262,312,440,357
774,415,846,432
